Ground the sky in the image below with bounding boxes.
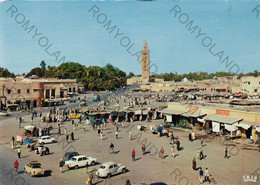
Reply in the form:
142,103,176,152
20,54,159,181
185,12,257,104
0,0,259,75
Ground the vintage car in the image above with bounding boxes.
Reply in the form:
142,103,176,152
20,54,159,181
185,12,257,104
38,136,56,144
96,161,126,178
24,161,44,176
62,151,80,161
0,111,9,116
69,113,81,119
65,155,97,169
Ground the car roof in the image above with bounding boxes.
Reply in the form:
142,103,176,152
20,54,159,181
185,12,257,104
41,136,50,138
102,162,115,166
65,151,78,155
30,161,41,165
71,155,86,158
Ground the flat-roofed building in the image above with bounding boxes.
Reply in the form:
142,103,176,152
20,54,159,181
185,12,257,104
0,77,84,108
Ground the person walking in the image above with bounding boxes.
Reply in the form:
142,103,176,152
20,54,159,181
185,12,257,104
115,131,118,139
224,148,228,159
199,167,204,184
176,139,181,151
59,160,65,173
191,131,195,141
159,147,164,159
204,168,210,183
189,133,192,141
201,138,204,146
71,132,74,141
132,149,135,161
86,162,89,173
66,135,69,143
17,148,21,158
141,143,146,155
129,132,132,140
64,128,67,135
100,132,103,140
110,142,114,154
86,172,93,185
125,179,131,185
192,157,197,171
13,160,19,174
171,145,175,158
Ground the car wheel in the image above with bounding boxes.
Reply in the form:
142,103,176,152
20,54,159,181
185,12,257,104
74,165,79,169
107,173,111,178
52,140,55,143
122,168,126,173
91,161,95,166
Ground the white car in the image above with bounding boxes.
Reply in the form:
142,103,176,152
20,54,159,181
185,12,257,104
96,161,126,178
38,136,56,144
65,155,97,169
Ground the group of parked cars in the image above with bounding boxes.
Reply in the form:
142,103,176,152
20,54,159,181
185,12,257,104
62,152,127,178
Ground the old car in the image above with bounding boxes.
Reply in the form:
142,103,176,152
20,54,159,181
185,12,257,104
62,151,80,161
38,136,56,144
96,161,126,178
0,111,9,116
65,155,97,169
24,161,44,176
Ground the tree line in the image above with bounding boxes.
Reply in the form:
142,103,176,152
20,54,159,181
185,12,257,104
1,61,259,89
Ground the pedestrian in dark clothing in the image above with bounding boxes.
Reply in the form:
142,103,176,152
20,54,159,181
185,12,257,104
17,148,21,158
224,148,228,159
59,160,65,172
86,162,89,172
71,132,74,141
72,120,74,126
125,179,131,185
189,133,192,141
176,140,181,151
132,149,135,161
58,128,61,135
11,136,15,143
66,135,69,143
199,168,204,184
192,157,197,171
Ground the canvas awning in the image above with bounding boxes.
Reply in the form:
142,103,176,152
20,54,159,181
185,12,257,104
142,110,149,115
160,108,183,115
236,123,251,130
134,110,142,115
181,112,207,118
225,123,237,132
205,115,243,125
166,114,172,122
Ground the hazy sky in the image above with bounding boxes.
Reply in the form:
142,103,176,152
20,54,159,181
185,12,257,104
0,0,259,75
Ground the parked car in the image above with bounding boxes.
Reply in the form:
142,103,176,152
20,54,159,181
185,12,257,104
62,152,80,161
96,161,126,178
65,155,97,169
93,95,101,102
37,145,50,156
24,161,44,176
0,111,9,116
38,136,56,144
